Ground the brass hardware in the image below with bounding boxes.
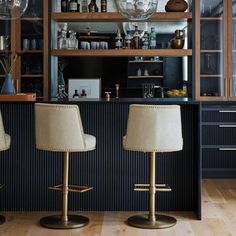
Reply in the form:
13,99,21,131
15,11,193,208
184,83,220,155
219,110,236,113
13,79,20,93
49,184,93,193
0,215,5,225
115,84,120,98
219,125,236,128
134,183,172,192
219,148,236,151
40,152,91,229
105,91,111,101
127,152,176,229
224,77,227,96
170,30,185,49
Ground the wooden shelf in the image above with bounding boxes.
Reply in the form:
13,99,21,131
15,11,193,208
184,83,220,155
21,17,43,21
20,50,43,54
128,60,163,63
200,17,223,20
21,74,43,78
200,74,223,77
51,12,192,22
128,75,163,79
200,50,223,53
51,49,192,57
0,50,10,54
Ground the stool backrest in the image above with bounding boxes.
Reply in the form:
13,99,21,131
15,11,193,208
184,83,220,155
0,111,8,150
123,104,183,153
35,103,86,152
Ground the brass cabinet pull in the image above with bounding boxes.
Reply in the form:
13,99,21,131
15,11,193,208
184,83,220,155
219,148,236,151
219,125,236,128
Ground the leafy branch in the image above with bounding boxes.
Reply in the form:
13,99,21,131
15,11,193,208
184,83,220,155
0,54,18,74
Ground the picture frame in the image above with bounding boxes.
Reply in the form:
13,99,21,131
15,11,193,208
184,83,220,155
68,78,101,99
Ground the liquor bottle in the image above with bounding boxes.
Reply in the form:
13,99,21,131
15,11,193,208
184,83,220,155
124,31,132,49
81,0,88,12
88,0,98,12
61,0,68,12
77,0,80,12
101,0,107,12
69,0,78,12
73,89,80,98
132,26,140,49
141,31,149,49
149,27,157,49
115,28,123,49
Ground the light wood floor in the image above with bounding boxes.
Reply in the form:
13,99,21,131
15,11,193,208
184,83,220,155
0,179,235,236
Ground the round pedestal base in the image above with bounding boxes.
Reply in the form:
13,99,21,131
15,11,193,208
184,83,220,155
40,215,89,229
0,215,5,225
127,214,177,229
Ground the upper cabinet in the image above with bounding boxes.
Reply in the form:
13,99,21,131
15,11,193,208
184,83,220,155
195,0,236,100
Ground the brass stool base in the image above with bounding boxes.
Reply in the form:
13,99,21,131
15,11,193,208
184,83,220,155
40,215,89,229
0,215,5,225
127,214,176,229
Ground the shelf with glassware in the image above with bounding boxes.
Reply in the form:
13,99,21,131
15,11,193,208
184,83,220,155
15,0,48,100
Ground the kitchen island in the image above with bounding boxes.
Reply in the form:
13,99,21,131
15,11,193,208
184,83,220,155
0,98,201,219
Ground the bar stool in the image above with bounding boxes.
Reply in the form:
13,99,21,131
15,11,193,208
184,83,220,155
35,103,96,229
0,111,11,224
123,104,183,229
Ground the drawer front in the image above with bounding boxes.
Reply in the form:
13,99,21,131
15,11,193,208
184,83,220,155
203,148,236,168
202,125,236,145
202,110,236,122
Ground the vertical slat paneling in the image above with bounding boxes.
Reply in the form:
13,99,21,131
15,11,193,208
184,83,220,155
0,102,199,213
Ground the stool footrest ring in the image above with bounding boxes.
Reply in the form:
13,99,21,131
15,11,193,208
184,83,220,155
49,184,93,193
134,183,171,192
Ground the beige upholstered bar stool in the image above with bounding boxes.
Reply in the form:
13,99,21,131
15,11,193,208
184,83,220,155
0,111,10,225
123,104,183,229
35,103,96,229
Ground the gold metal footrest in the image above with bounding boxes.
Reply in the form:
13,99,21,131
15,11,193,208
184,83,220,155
134,184,172,192
49,184,93,193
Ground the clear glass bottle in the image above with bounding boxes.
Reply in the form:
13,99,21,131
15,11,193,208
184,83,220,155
88,0,98,12
58,30,68,49
132,26,140,49
124,31,132,49
115,28,123,49
81,0,88,12
67,30,78,49
69,0,78,12
141,31,149,49
149,27,156,49
101,0,107,12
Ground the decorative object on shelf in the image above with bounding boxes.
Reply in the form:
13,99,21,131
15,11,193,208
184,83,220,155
203,53,214,75
88,0,98,12
115,28,123,49
101,0,107,12
0,0,28,19
81,0,88,12
165,0,188,12
116,0,158,20
0,36,9,50
0,54,18,94
149,27,156,49
115,84,120,98
170,29,185,49
57,60,68,100
142,83,155,98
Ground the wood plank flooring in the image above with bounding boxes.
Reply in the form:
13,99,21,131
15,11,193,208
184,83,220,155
0,179,235,236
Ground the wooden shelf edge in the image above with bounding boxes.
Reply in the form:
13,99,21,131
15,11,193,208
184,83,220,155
128,76,163,79
21,17,43,21
51,49,192,57
51,12,192,22
200,74,223,77
129,60,163,63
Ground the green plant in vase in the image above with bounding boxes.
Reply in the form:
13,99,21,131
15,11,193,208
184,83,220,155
0,54,18,94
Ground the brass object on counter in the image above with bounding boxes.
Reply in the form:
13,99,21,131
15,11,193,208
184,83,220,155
115,84,120,99
127,152,176,229
105,91,111,101
171,30,185,49
13,79,20,94
165,0,188,12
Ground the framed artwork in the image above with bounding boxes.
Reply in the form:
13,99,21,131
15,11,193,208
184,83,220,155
68,78,101,99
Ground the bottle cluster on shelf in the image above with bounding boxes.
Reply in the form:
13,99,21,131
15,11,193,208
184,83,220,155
60,0,107,13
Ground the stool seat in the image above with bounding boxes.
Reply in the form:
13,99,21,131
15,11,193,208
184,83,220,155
0,133,10,151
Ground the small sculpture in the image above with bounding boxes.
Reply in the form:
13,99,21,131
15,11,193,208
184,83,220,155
165,0,188,12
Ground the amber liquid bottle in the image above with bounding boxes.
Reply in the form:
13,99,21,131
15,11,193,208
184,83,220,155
88,0,98,12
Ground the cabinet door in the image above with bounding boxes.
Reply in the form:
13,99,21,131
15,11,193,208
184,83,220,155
229,0,236,98
198,0,227,99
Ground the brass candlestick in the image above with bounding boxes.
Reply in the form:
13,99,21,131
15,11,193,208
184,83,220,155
115,84,120,98
105,91,111,101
